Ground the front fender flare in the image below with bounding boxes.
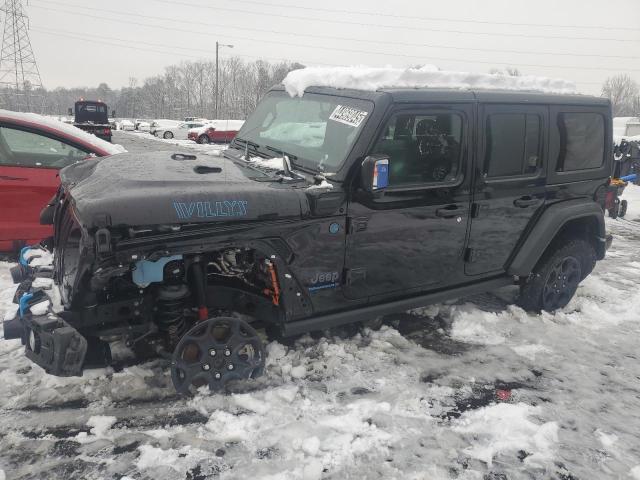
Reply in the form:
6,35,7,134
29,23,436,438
507,199,606,277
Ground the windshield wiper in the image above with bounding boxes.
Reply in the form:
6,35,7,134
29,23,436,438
265,145,299,178
265,145,297,160
233,137,259,158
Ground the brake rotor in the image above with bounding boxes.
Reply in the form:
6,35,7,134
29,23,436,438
171,317,265,395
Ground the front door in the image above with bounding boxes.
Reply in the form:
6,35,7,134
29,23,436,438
0,125,90,252
345,105,473,299
465,104,548,275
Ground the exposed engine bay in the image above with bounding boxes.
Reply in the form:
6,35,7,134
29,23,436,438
7,245,281,393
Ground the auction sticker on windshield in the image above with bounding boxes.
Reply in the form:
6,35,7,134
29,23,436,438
329,105,368,128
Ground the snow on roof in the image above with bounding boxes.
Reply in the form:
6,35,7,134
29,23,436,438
283,65,578,97
0,109,125,155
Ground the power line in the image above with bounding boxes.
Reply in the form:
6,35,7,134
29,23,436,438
209,0,640,32
150,0,640,44
29,0,640,60
27,5,640,75
30,27,339,67
29,0,640,44
30,26,605,87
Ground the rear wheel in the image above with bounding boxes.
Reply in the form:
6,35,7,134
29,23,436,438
198,134,209,144
619,199,628,218
163,131,174,139
518,239,595,312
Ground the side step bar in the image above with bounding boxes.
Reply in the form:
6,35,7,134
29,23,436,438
281,276,514,337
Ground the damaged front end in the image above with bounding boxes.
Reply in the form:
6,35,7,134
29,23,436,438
5,152,304,391
5,247,87,376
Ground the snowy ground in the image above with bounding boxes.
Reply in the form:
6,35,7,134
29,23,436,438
1,187,640,480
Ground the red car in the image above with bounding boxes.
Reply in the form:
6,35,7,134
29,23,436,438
0,110,123,253
188,120,244,144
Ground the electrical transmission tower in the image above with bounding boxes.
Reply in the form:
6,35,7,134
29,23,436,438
0,0,44,112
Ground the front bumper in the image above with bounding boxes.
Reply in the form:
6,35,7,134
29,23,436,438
3,247,87,376
22,313,87,376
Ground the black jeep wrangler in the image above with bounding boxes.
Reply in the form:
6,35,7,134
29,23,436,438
5,86,613,394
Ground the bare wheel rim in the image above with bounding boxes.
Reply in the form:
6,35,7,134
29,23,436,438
171,317,265,395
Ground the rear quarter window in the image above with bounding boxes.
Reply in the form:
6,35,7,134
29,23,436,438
557,113,605,171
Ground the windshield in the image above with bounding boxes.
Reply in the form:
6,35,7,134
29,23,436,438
235,91,373,172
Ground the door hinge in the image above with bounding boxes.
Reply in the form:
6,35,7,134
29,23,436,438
345,267,367,285
464,248,476,263
471,203,481,218
347,216,369,233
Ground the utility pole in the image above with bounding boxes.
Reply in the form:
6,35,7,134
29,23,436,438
215,41,233,120
0,0,44,112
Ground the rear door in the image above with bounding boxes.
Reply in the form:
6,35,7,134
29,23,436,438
0,125,91,251
345,104,474,299
465,104,548,275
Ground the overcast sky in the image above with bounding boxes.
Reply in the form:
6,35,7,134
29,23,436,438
23,0,640,95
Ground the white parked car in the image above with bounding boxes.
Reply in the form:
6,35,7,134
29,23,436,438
150,119,181,136
137,121,151,132
119,119,135,131
155,122,206,140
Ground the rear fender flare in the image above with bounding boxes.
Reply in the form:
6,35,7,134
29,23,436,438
507,199,606,277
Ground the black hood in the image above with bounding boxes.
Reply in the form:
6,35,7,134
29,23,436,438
60,151,307,229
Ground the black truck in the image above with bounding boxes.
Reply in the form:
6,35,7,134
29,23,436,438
6,85,613,394
68,100,113,142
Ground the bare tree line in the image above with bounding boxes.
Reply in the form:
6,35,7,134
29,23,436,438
601,74,640,117
1,61,638,121
21,57,304,120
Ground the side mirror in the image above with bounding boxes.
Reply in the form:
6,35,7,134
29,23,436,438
67,107,73,116
360,155,390,193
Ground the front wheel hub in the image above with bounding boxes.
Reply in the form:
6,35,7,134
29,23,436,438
171,317,265,395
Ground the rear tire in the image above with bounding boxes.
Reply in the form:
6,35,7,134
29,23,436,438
609,198,620,219
163,131,174,139
619,199,628,218
518,238,596,312
198,135,209,144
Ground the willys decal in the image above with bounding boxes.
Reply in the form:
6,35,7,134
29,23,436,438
173,200,248,220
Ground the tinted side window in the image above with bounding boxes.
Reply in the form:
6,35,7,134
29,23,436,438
486,113,541,178
557,113,604,171
0,127,89,168
371,113,463,186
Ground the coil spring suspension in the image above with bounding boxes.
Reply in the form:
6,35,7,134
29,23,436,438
155,284,190,349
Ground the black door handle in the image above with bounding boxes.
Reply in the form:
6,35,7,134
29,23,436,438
436,205,468,218
513,196,539,208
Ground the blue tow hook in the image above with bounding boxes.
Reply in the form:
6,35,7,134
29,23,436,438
19,292,34,318
19,246,33,266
